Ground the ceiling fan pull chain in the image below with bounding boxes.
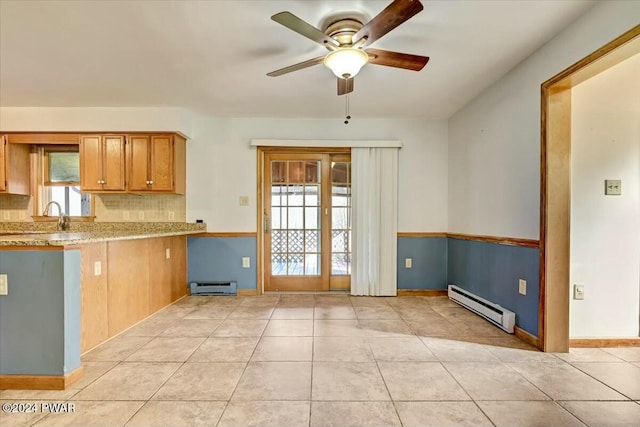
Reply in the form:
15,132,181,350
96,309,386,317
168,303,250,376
344,94,351,125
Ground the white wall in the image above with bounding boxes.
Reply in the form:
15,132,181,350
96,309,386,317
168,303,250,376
187,116,448,232
0,107,194,137
570,54,640,338
448,1,640,240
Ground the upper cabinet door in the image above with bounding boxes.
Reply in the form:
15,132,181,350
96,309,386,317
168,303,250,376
80,135,125,192
80,135,104,192
0,135,6,192
0,136,30,195
149,135,174,192
102,136,126,191
127,135,151,191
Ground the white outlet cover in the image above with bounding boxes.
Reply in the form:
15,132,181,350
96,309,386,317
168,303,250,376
94,261,101,276
573,284,585,300
138,211,145,220
2,211,10,220
0,274,8,296
123,211,130,220
518,279,527,295
168,211,175,220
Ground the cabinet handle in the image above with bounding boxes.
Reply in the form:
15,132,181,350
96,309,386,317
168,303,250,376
149,180,153,185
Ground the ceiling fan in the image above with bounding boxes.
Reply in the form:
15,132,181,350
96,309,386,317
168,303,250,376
267,0,430,96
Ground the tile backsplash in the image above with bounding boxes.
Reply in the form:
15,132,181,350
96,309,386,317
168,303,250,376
1,193,185,222
0,194,33,221
94,194,186,222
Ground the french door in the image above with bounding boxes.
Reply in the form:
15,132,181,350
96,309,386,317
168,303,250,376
262,151,351,292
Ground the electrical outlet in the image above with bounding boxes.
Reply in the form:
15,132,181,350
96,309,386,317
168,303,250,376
168,211,175,221
94,261,101,276
0,274,7,295
122,211,130,220
2,211,10,220
518,279,527,295
242,257,250,268
138,211,145,220
18,211,25,220
573,284,585,300
165,248,171,259
239,196,249,206
405,258,412,268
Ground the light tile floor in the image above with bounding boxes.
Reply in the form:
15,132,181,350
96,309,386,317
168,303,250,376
2,294,640,427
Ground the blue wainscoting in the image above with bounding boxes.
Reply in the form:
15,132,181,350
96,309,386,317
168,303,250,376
0,249,81,376
186,234,540,337
447,238,540,336
188,236,257,290
397,237,448,290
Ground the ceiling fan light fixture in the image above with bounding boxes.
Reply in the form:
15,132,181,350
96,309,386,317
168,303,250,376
324,48,369,79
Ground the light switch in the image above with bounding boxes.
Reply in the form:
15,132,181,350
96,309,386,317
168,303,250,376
239,196,249,206
405,258,412,268
605,179,622,195
166,248,171,259
573,284,584,300
94,261,101,276
242,257,251,268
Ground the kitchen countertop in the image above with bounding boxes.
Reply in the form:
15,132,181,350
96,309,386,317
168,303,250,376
0,223,206,247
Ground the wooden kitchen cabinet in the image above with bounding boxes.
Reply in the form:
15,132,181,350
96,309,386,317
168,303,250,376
171,235,188,300
149,235,187,312
80,135,126,192
127,134,186,194
80,243,108,353
78,235,187,351
107,239,150,336
148,237,173,313
0,135,31,195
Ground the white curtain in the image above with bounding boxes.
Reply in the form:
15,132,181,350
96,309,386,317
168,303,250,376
351,147,399,296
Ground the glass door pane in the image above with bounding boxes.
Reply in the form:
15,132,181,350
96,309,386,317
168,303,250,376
331,161,351,275
271,160,321,277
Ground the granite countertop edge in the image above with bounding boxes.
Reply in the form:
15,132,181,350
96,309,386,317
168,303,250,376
0,229,205,247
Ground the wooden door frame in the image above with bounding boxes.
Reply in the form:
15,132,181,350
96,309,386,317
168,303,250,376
539,25,640,352
256,146,350,294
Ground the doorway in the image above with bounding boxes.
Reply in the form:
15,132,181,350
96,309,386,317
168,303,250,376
540,26,640,351
260,149,351,292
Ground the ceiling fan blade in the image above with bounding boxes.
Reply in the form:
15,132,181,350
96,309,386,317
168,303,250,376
337,77,354,95
267,55,325,77
272,12,339,48
366,48,429,71
353,0,423,48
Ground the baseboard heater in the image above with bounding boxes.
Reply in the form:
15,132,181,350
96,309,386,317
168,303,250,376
448,284,515,333
189,281,237,296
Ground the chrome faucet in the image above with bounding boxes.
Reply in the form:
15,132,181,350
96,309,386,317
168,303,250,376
43,201,69,231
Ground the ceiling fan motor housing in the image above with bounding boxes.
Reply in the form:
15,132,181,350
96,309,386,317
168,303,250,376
324,18,364,46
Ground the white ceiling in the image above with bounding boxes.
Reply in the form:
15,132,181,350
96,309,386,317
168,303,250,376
0,0,595,119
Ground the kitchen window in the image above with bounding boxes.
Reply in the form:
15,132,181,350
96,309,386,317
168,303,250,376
35,145,93,218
